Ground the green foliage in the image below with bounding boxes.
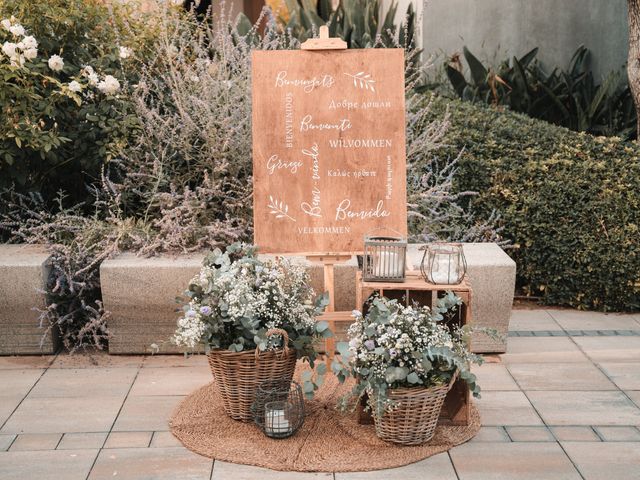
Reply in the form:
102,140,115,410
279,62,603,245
279,0,416,49
0,0,141,207
424,96,640,311
335,295,484,417
441,45,636,140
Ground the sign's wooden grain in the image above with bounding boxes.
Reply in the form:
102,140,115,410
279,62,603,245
252,49,407,254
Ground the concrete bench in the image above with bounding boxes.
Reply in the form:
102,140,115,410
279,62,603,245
101,243,515,354
0,244,56,354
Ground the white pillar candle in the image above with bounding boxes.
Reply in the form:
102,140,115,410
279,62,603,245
265,408,290,435
374,250,403,277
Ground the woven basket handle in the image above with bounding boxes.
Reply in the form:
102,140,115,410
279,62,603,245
255,328,290,359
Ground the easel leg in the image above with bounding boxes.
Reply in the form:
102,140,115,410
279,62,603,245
323,262,336,362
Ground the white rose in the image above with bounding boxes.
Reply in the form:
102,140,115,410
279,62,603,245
9,24,25,37
97,74,120,95
118,46,132,59
1,19,11,31
2,42,17,58
22,35,37,49
48,54,64,72
68,80,82,92
82,65,95,75
23,48,37,60
87,72,99,86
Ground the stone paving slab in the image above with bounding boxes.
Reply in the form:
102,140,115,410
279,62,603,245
0,435,15,452
468,426,511,442
334,453,458,480
597,362,640,390
8,433,61,451
509,310,561,332
507,362,616,391
0,356,55,369
57,432,108,450
500,337,589,364
573,336,640,362
593,426,640,441
88,447,213,480
0,449,99,480
28,367,137,398
550,426,601,442
472,364,520,391
505,426,555,442
1,369,45,397
475,391,544,426
129,366,211,396
1,396,124,434
213,460,333,479
562,441,640,480
449,442,582,480
527,391,640,426
112,396,185,432
548,310,640,331
104,431,153,449
627,390,640,408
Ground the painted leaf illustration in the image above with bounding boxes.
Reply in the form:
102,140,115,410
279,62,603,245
267,196,296,222
344,72,375,92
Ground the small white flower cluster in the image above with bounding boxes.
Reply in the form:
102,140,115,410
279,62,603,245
173,244,322,352
1,17,38,67
347,296,470,390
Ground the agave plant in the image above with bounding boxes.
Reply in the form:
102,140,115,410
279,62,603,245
443,45,637,140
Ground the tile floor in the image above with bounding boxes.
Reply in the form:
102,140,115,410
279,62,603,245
0,308,639,479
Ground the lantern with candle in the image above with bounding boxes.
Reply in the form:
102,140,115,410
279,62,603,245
252,378,304,439
362,228,407,282
420,243,467,285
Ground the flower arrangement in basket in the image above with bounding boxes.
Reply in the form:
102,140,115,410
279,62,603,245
335,293,484,445
172,243,331,421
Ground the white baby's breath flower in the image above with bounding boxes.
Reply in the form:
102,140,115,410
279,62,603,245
22,35,37,50
9,24,25,37
167,44,179,58
97,74,120,95
2,41,17,59
68,80,82,92
23,48,37,60
48,54,64,72
118,46,132,59
1,19,11,31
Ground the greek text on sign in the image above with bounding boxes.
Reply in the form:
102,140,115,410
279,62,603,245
252,49,407,254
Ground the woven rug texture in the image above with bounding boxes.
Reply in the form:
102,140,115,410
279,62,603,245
170,364,481,473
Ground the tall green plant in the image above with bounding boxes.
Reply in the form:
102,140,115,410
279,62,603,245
443,45,637,140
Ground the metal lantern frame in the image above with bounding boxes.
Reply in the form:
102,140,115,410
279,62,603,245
362,228,407,283
419,243,467,285
251,377,304,439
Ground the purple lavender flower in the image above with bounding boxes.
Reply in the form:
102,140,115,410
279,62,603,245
389,348,398,358
199,306,212,316
364,340,375,351
186,309,197,318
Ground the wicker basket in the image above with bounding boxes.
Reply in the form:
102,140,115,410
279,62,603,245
207,328,297,422
374,373,457,445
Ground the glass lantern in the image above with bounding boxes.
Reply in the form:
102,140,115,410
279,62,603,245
362,228,407,282
251,378,304,439
420,243,467,285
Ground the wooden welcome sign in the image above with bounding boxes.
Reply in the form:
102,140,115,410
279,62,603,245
252,45,407,254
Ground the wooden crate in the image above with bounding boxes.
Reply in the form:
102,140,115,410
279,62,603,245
355,270,472,426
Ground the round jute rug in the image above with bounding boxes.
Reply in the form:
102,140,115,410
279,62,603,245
170,365,481,473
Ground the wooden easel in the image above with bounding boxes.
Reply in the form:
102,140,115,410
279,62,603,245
305,254,353,360
301,25,347,50
301,27,351,362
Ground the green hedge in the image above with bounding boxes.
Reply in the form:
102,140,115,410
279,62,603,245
426,96,640,311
